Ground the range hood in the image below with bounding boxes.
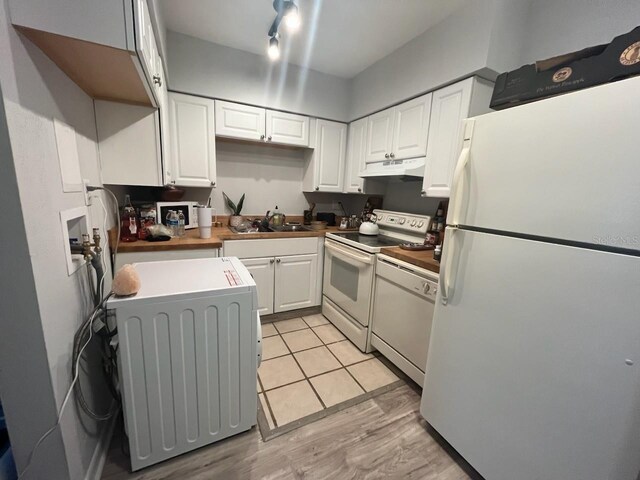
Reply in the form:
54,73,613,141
359,157,425,178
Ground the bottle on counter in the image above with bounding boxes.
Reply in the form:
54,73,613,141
434,207,445,232
120,194,138,242
166,210,179,237
434,244,442,262
177,210,186,237
138,205,156,240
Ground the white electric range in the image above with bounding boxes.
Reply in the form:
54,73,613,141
323,209,431,352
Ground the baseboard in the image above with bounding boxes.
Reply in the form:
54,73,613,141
84,406,118,480
260,306,321,323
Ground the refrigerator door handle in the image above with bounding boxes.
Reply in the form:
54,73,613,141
449,146,470,226
440,227,457,305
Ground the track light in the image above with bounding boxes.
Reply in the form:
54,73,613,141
267,0,300,59
268,35,280,61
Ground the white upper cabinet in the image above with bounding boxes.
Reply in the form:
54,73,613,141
303,120,347,193
169,93,217,187
155,57,172,185
9,0,161,107
135,0,157,101
364,93,432,163
345,118,368,193
215,101,310,147
96,101,163,186
392,93,432,160
422,77,493,198
215,101,266,141
365,107,395,163
344,118,385,195
265,110,309,146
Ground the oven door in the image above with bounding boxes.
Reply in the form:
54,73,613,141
323,239,375,326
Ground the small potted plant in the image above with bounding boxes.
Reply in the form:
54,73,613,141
223,192,245,227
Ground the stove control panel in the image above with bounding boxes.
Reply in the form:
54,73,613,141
372,209,431,236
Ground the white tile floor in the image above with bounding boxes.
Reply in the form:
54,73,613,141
258,314,399,429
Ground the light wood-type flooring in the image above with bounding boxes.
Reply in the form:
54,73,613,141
101,384,479,479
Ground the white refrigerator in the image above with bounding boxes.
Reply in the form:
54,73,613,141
420,76,640,480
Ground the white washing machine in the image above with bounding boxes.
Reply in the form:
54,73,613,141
107,257,261,471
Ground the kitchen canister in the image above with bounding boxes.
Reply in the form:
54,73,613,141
197,207,213,239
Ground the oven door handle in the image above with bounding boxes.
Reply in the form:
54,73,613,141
325,240,374,265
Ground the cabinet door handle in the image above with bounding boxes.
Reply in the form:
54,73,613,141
268,136,272,141
421,189,426,196
211,182,216,187
270,259,275,264
384,153,390,159
315,186,319,191
276,258,281,263
260,134,265,140
389,153,395,158
357,187,362,192
153,74,162,87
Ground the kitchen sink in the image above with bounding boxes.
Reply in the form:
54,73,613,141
227,223,313,234
270,224,313,232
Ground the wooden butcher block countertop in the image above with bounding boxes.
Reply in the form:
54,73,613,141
109,226,351,253
379,247,441,274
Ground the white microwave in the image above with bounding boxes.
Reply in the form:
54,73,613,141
156,201,199,229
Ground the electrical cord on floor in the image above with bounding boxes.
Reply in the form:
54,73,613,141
17,293,113,480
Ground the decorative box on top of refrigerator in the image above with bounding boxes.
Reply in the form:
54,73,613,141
490,26,640,110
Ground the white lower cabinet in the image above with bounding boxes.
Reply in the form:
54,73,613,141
224,238,324,314
274,254,318,313
242,257,275,315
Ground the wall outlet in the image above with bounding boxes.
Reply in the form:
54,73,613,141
83,179,91,206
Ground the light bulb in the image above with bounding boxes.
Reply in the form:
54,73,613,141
284,9,300,31
268,36,280,60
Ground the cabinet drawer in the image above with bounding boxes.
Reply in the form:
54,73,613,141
224,237,319,258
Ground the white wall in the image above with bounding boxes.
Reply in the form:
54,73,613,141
167,31,351,122
213,140,308,216
521,0,640,63
348,0,498,120
382,180,442,216
0,0,114,477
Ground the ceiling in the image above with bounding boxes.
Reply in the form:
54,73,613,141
161,0,467,79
